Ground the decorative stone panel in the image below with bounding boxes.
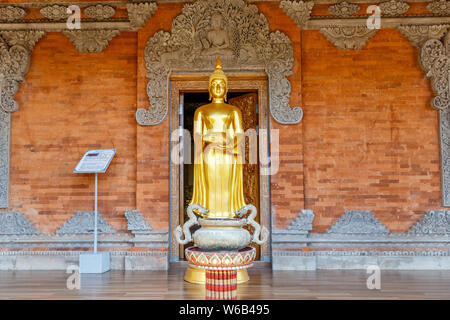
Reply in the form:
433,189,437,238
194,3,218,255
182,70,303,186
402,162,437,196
397,24,449,48
126,2,158,29
62,30,121,53
279,0,314,28
286,209,314,233
138,0,302,126
0,6,27,22
327,210,390,234
55,211,116,235
379,0,409,16
408,211,450,235
0,31,46,113
320,26,378,50
84,5,116,20
427,0,450,16
0,212,38,235
328,2,360,18
40,5,69,21
125,209,153,235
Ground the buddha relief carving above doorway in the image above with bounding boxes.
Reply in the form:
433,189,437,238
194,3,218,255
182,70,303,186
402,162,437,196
138,0,303,126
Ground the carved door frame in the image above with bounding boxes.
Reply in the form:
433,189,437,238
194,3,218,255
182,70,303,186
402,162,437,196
168,72,270,262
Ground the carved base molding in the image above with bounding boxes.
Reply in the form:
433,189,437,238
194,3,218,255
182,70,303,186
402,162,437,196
273,210,450,247
273,210,450,269
0,250,169,270
0,232,169,249
272,250,450,270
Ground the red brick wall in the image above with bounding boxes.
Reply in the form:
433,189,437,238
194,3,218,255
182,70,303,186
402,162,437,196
301,28,444,233
7,32,137,233
256,2,305,229
135,3,184,231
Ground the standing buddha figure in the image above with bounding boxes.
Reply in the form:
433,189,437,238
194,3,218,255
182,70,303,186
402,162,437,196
189,57,246,218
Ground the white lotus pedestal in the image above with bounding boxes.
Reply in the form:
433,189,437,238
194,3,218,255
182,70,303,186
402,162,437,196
185,246,256,300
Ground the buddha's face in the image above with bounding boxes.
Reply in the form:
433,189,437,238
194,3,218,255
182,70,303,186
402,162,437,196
210,78,227,100
211,14,222,29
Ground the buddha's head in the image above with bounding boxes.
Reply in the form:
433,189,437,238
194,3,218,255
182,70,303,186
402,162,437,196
210,13,223,30
209,56,228,102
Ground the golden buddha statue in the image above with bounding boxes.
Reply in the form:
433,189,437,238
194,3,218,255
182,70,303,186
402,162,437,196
175,57,268,284
189,56,246,218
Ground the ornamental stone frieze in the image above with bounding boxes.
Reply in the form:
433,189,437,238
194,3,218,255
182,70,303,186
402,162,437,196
408,211,450,235
126,2,158,29
327,210,390,235
62,29,121,53
427,0,450,16
139,0,303,126
0,30,45,113
328,1,360,18
84,5,116,20
397,24,449,47
0,212,38,235
320,26,378,50
379,0,409,16
125,209,153,235
55,211,116,235
279,0,314,28
0,6,27,22
40,5,70,21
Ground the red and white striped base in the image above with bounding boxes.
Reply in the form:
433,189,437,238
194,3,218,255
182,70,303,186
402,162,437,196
205,269,237,300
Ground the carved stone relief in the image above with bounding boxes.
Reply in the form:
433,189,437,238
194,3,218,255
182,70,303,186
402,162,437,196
379,0,410,16
126,2,158,29
279,0,314,28
0,212,38,235
40,5,69,21
397,24,449,48
408,211,450,235
0,111,9,208
62,30,121,53
427,0,450,16
84,5,116,20
0,6,27,22
327,210,390,234
139,0,302,126
125,209,153,235
328,1,360,17
320,26,378,50
55,211,116,235
286,209,314,233
0,31,45,113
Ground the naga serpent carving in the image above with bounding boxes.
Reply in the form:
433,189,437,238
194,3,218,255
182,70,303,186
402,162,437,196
235,204,269,245
174,203,208,245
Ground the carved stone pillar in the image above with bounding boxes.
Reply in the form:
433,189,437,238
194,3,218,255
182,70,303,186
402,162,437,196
0,30,45,208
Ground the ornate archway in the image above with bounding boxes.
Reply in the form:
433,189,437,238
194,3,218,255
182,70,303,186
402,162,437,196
136,0,303,126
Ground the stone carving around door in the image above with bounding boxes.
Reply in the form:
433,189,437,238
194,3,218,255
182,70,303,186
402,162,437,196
138,0,302,126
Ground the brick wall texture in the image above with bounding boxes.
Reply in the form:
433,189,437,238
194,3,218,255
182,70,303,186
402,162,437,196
2,2,447,236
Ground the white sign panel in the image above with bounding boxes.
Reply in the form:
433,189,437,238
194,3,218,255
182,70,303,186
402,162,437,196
74,149,116,174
